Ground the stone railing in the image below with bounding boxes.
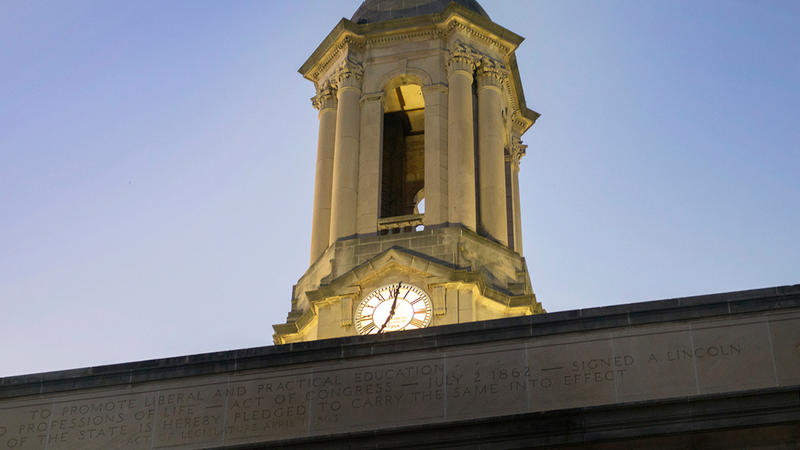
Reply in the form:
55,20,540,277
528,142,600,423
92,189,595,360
377,213,424,234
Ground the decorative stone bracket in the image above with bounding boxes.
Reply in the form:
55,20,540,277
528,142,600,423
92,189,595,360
446,42,479,76
335,59,364,90
506,136,527,167
476,56,508,89
311,80,338,110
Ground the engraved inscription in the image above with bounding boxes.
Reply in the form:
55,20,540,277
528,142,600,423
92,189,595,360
650,343,742,362
0,315,792,449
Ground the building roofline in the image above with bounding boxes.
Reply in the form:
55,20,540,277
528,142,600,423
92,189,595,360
2,283,798,400
298,3,524,81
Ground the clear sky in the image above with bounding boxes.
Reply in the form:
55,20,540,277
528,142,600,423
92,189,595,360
1,0,797,377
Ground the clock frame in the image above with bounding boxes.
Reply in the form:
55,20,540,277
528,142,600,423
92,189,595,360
354,283,433,335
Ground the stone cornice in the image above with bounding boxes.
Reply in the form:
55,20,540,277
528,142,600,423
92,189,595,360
507,53,540,134
298,4,540,135
305,27,366,84
362,13,518,55
443,18,510,55
299,3,522,82
360,92,383,105
367,28,442,47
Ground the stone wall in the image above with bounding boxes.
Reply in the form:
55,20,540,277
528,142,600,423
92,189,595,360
2,285,799,449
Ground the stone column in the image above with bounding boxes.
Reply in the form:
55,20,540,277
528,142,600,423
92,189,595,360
329,60,363,243
507,136,527,254
356,93,383,235
476,58,508,246
446,45,477,231
422,84,448,226
309,82,338,264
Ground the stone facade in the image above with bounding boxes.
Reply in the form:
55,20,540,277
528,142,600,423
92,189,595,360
3,3,796,449
2,285,799,449
275,226,542,343
276,0,542,344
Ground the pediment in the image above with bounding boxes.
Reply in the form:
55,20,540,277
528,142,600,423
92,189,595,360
276,243,541,343
306,246,463,303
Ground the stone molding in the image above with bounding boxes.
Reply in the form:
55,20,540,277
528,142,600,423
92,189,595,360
364,18,514,53
444,19,511,55
359,92,383,105
367,29,442,47
510,110,529,136
421,83,448,97
300,2,523,80
309,35,365,82
310,81,338,110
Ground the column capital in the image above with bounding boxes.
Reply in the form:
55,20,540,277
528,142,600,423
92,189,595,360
311,81,338,111
335,59,364,91
477,57,508,90
505,136,527,168
447,42,478,78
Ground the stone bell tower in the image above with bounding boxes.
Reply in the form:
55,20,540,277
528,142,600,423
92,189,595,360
274,0,543,344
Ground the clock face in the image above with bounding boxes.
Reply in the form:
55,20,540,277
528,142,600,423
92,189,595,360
355,283,433,335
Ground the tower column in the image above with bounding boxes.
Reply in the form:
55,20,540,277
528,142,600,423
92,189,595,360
309,82,338,263
508,136,527,254
422,84,448,226
476,59,508,246
446,45,477,231
356,93,383,235
329,60,363,243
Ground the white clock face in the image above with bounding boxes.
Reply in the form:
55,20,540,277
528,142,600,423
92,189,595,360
355,283,433,335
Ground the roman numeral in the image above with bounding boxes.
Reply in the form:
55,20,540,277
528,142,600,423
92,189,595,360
361,323,377,334
410,318,426,328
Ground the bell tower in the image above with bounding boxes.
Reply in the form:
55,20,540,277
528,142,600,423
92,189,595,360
274,0,543,344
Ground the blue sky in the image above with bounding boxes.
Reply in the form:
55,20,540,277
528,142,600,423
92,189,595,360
0,0,797,377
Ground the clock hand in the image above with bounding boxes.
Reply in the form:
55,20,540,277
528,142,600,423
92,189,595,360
378,282,402,333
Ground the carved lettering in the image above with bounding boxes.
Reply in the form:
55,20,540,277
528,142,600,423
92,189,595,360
0,326,783,449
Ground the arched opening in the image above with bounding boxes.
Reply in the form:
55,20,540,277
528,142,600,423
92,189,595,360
380,83,425,222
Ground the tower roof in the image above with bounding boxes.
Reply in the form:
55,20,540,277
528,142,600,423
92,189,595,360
351,0,489,24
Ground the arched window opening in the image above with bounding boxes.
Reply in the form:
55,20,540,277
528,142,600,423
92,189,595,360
380,84,425,221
